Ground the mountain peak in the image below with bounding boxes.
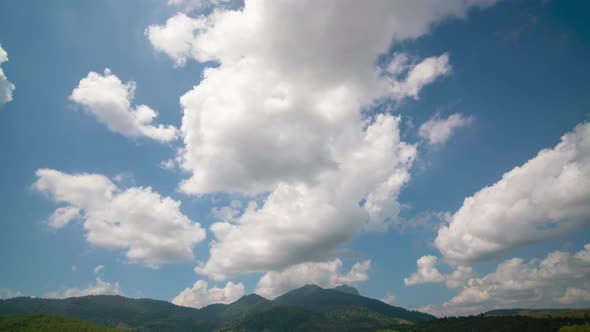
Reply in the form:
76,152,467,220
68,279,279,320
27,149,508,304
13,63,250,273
332,285,360,296
302,284,322,290
234,293,269,305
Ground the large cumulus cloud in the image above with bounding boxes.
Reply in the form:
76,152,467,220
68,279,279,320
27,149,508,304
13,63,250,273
146,0,497,279
436,122,590,265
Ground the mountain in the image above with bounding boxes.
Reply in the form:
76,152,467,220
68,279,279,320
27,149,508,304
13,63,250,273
0,284,433,331
273,284,433,322
219,284,434,331
2,291,589,332
0,295,204,331
333,285,361,296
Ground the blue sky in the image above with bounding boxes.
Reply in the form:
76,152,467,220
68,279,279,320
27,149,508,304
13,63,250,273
1,0,589,315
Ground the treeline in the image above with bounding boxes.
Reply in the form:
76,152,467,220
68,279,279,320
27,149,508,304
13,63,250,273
0,314,123,332
398,315,590,332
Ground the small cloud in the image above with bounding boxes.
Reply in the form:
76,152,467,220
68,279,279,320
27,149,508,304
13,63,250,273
388,53,452,101
113,173,135,186
45,278,122,299
380,294,397,305
49,207,81,229
0,43,15,107
210,200,243,222
71,265,77,272
69,69,179,142
418,113,472,146
160,159,177,171
0,288,23,299
94,265,105,274
172,280,244,308
404,255,444,286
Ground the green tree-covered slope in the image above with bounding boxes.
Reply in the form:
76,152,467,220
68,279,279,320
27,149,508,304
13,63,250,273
0,314,122,332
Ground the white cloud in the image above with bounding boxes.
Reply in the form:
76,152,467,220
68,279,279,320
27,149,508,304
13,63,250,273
381,294,397,305
386,53,411,76
404,255,445,285
146,0,497,279
0,46,7,63
34,169,206,267
340,260,372,284
70,69,179,142
172,280,245,308
145,14,205,67
46,278,122,299
418,113,472,145
436,122,590,265
417,244,590,317
390,54,451,101
48,206,81,229
159,159,177,170
0,44,15,107
559,287,590,305
444,265,476,289
0,288,23,299
71,265,77,272
210,200,243,222
405,257,474,288
94,265,105,274
193,114,415,279
255,259,370,299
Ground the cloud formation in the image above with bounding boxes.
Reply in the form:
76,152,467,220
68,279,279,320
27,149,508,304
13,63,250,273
389,53,452,101
94,265,105,274
34,169,206,267
172,280,245,308
0,44,15,107
146,0,495,280
255,259,371,299
380,294,397,305
47,206,81,229
418,244,590,317
70,69,179,142
46,278,122,299
419,113,472,145
404,255,445,285
210,200,243,222
436,122,590,264
559,287,590,305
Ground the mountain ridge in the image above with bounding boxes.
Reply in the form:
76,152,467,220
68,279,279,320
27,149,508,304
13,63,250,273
0,284,433,331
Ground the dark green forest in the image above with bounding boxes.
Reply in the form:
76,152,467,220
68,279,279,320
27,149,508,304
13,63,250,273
0,314,123,332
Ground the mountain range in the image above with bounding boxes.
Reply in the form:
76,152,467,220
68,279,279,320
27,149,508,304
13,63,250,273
0,284,433,331
2,285,589,331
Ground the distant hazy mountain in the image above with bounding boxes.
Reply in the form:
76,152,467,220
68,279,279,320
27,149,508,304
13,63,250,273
485,308,590,319
0,284,433,332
